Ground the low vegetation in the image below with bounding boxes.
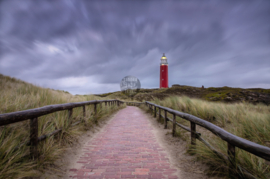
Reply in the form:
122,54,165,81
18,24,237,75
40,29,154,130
101,85,270,105
143,96,270,179
0,74,125,179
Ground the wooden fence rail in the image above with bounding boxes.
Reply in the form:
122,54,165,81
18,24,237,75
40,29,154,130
126,102,143,106
145,101,270,161
0,99,124,158
144,101,270,178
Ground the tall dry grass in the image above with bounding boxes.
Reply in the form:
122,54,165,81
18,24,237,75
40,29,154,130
0,74,125,178
148,96,270,178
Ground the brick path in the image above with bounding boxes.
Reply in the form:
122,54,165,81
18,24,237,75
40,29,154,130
69,106,178,179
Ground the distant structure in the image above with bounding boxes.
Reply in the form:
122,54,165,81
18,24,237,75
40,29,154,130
160,53,169,88
202,85,204,89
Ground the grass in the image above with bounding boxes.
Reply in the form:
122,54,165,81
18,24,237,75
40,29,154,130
0,74,125,179
143,96,270,179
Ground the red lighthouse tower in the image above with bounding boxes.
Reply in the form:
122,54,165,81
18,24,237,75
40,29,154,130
160,53,168,88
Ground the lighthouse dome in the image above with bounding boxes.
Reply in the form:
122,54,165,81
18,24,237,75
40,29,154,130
160,53,168,65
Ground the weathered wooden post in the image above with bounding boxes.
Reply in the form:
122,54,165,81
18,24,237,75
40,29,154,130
118,101,120,107
94,103,97,115
154,106,156,118
30,117,38,159
227,142,236,175
164,110,167,129
105,101,107,106
172,113,176,137
83,105,86,118
100,102,102,109
68,108,73,125
158,107,161,121
190,122,196,146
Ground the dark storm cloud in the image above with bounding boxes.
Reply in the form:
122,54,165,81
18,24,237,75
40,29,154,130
0,0,270,94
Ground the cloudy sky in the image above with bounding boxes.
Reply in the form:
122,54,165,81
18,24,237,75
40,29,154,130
0,0,270,94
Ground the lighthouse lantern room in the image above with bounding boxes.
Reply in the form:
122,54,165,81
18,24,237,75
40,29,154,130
160,53,168,88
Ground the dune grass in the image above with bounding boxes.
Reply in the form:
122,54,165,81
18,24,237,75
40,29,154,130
0,74,125,179
145,96,270,179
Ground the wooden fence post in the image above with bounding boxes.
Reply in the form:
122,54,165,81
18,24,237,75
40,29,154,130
172,113,176,137
164,110,168,129
30,117,38,159
83,105,85,119
100,102,102,109
154,106,156,118
190,122,196,146
105,101,107,106
228,142,236,175
68,108,73,125
94,103,97,115
158,107,161,121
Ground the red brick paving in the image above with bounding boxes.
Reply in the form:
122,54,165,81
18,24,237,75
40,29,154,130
69,106,178,179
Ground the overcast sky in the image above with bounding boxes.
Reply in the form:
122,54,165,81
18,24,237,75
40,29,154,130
0,0,270,94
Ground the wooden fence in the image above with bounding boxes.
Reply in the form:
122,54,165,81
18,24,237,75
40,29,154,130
0,99,124,159
1,98,270,177
144,101,270,177
126,102,143,106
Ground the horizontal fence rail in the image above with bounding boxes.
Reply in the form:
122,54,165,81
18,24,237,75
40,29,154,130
0,99,124,159
145,101,270,161
125,102,144,106
0,100,121,126
144,101,270,178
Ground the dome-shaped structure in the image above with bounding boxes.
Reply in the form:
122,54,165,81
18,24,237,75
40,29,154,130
160,53,168,65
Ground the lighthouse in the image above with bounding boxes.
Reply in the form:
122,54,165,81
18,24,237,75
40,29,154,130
160,53,168,88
